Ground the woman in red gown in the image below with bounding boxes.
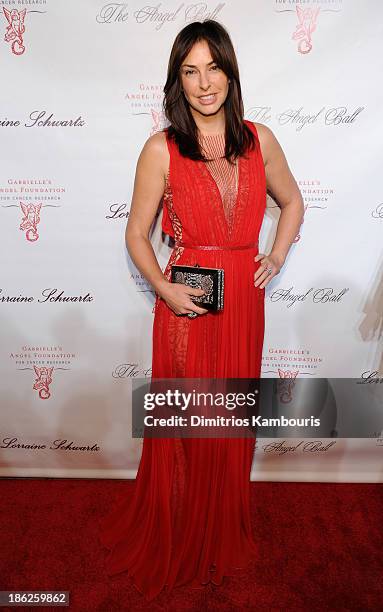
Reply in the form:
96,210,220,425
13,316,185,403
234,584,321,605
99,20,304,601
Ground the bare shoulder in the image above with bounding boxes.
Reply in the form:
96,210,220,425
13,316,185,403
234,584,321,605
143,129,168,154
251,122,283,167
139,130,169,183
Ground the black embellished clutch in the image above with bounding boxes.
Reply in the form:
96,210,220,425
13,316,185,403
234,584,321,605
170,263,224,312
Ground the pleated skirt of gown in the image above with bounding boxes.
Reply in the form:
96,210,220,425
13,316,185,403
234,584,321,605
98,252,265,600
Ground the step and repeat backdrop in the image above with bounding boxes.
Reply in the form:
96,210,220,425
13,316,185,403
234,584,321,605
0,0,382,481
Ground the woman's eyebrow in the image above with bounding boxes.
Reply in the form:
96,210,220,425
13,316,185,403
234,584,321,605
181,60,215,68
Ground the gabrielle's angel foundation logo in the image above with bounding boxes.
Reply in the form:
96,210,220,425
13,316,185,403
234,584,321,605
33,366,54,400
3,8,26,55
125,81,168,133
276,369,299,403
11,345,73,398
150,109,168,135
19,202,42,242
2,177,65,241
292,6,320,54
275,0,342,55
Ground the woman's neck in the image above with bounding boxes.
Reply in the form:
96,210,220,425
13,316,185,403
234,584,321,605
197,126,225,140
191,107,226,137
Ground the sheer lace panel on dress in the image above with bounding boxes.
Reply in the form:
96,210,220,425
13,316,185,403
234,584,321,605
164,132,239,236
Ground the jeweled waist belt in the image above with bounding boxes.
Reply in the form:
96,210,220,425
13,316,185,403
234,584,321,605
174,241,258,251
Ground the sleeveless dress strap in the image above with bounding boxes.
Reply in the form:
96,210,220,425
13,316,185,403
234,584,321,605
244,119,260,142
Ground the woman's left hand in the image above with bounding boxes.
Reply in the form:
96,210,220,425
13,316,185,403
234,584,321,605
254,252,284,289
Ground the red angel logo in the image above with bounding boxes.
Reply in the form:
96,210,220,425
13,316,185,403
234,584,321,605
150,109,167,135
277,368,299,403
3,8,26,55
33,366,53,400
19,202,42,242
292,6,320,54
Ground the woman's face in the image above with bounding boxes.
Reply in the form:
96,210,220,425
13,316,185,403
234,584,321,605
179,39,230,118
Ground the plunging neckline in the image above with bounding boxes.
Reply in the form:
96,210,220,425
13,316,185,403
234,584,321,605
197,133,241,240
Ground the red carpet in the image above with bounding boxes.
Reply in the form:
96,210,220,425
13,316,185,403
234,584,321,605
0,478,381,611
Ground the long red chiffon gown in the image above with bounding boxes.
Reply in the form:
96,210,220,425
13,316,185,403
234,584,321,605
99,119,266,600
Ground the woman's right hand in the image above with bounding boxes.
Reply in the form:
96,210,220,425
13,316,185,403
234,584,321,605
158,281,209,317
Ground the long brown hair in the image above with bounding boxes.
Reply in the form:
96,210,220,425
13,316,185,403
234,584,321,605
163,19,256,164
